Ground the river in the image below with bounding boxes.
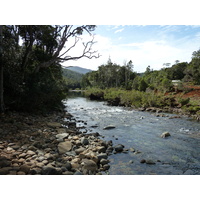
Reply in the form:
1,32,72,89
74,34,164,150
63,91,200,175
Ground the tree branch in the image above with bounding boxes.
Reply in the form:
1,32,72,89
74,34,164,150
34,25,100,73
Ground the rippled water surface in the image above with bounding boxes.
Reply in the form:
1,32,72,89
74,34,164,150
63,92,200,175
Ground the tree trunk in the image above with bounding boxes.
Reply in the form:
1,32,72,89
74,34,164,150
0,25,5,113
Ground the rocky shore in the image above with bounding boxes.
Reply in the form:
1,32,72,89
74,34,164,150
0,110,125,175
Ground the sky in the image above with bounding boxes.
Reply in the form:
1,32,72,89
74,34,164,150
63,25,200,73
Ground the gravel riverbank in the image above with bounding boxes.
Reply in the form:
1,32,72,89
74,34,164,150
0,110,125,175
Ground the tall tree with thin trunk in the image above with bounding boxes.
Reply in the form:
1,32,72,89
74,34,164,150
0,25,4,113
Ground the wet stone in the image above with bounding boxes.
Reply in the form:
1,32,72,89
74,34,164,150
103,164,110,171
161,132,171,138
97,153,108,161
146,160,156,165
100,159,109,165
114,144,124,152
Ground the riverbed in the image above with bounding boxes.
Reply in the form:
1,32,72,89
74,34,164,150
63,92,200,175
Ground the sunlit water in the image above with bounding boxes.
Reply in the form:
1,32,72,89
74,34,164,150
63,92,200,175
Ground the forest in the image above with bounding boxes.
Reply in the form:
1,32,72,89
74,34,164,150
0,25,99,113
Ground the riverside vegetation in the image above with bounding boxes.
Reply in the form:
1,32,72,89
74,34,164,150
0,25,200,175
81,55,200,120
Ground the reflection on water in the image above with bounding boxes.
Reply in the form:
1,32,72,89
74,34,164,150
63,93,200,175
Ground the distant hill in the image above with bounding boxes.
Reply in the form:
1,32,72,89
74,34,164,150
62,67,83,80
62,67,84,89
66,66,92,74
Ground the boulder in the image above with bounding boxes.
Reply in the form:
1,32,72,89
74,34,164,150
161,132,171,138
114,144,124,152
58,141,72,154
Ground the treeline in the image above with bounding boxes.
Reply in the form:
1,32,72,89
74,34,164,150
82,48,200,93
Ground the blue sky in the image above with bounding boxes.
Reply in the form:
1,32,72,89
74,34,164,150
64,25,200,73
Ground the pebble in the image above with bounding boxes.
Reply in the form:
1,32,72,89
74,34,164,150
0,111,128,175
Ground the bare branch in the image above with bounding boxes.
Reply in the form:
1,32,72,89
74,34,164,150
34,25,100,72
59,34,100,61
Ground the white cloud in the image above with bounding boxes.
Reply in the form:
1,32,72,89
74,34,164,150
62,26,200,73
114,28,124,34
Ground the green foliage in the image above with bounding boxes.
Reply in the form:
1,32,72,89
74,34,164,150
84,88,167,108
62,67,83,89
2,25,96,112
81,58,136,89
177,97,190,107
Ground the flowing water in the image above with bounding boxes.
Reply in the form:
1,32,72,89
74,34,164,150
63,92,200,175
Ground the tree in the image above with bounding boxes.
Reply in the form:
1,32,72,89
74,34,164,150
1,25,100,111
185,49,200,84
0,25,4,112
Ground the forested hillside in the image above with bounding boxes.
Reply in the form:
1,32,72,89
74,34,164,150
62,67,83,89
67,66,92,74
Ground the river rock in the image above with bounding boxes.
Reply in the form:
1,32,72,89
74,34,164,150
114,144,124,152
100,159,109,165
96,146,106,153
81,137,89,145
97,153,108,161
57,141,72,154
75,147,86,155
0,167,11,175
65,162,72,171
81,159,98,172
140,159,146,163
103,164,110,171
56,133,69,140
63,171,74,175
184,169,194,175
30,167,42,175
17,171,26,175
161,132,171,138
146,160,156,164
19,164,30,174
26,150,36,156
47,122,62,128
129,148,135,152
74,171,83,175
42,166,62,175
0,156,11,167
103,125,116,130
